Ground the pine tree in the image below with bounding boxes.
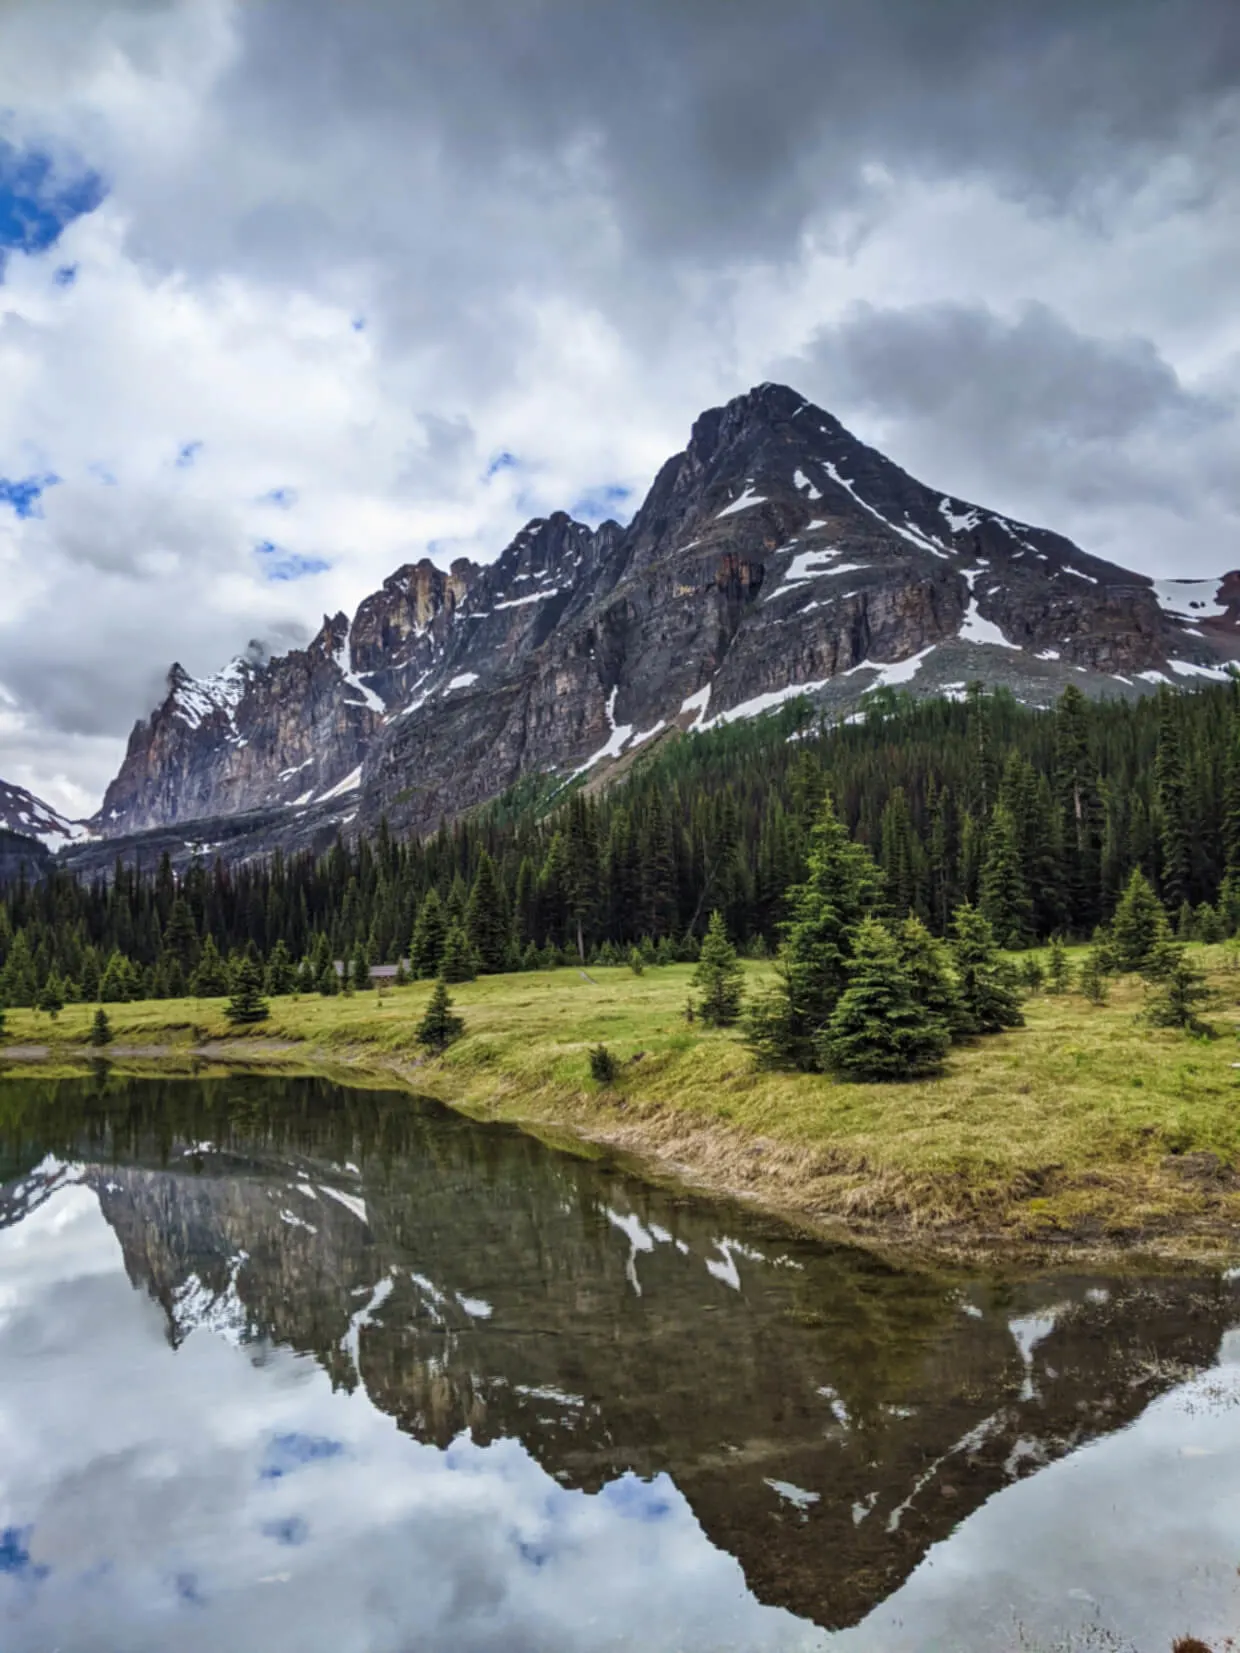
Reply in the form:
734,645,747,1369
1145,946,1215,1034
466,851,509,974
1155,688,1192,912
747,791,882,1071
0,931,36,1008
89,1007,113,1046
36,972,65,1018
265,939,296,995
895,915,966,1040
0,1002,6,1042
226,956,270,1024
693,911,745,1027
978,801,1033,948
416,979,464,1051
1055,685,1103,933
161,896,199,974
950,903,1024,1034
351,942,371,992
1110,868,1170,972
820,918,950,1081
99,949,133,1004
190,936,231,997
440,922,477,983
410,889,447,978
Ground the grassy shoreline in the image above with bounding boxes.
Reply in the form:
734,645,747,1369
3,953,1240,1264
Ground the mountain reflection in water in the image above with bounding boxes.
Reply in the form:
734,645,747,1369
0,1073,1238,1652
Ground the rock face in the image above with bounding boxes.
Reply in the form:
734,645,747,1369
93,382,1240,845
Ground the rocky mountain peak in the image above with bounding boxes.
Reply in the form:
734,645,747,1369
77,382,1240,863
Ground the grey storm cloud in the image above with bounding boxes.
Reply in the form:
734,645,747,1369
784,298,1240,564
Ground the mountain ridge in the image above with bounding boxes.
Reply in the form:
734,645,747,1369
30,382,1240,855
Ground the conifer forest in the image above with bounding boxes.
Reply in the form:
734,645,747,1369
2,680,1238,1019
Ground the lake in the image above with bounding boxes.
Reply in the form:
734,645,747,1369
0,1071,1237,1651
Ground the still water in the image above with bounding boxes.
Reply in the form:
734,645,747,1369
0,1072,1237,1652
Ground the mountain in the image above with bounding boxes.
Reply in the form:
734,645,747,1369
0,778,92,849
90,383,1240,851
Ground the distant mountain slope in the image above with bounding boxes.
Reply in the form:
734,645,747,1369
0,778,91,850
92,382,1239,846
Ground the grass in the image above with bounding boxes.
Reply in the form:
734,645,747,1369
3,947,1240,1259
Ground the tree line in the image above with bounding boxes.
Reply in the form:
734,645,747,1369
2,679,1239,1010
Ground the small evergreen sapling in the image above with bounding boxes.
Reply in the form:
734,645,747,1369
1078,949,1110,1004
265,939,296,996
895,915,966,1041
416,980,464,1051
589,1043,618,1085
89,1007,113,1046
692,911,745,1027
819,918,950,1081
1045,938,1072,994
1145,946,1215,1035
226,957,270,1024
627,947,645,976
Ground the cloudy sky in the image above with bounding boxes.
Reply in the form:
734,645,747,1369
0,0,1237,815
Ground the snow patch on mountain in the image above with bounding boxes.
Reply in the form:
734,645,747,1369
170,659,251,734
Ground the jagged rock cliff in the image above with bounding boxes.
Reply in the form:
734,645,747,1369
93,382,1240,846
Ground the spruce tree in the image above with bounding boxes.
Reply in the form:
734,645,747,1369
466,851,509,973
1145,946,1215,1034
162,896,199,974
36,972,65,1018
747,791,882,1070
265,939,296,996
950,903,1024,1034
1110,868,1169,972
820,918,950,1081
978,801,1033,949
1078,948,1110,1004
351,942,371,992
1155,689,1192,912
895,915,966,1040
0,1001,6,1042
440,922,477,983
410,889,447,978
99,950,133,1003
190,936,231,997
89,1007,113,1046
226,956,270,1024
693,911,745,1027
1045,937,1073,994
416,979,465,1051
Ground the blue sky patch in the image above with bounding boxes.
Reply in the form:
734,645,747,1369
261,486,297,508
351,315,366,332
176,440,203,468
0,1527,50,1583
485,450,520,479
53,262,77,287
255,540,331,582
175,1571,204,1606
571,482,632,522
259,1432,345,1479
598,1472,673,1522
0,474,59,519
0,140,105,258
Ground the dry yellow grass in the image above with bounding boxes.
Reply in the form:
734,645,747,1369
3,947,1240,1258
